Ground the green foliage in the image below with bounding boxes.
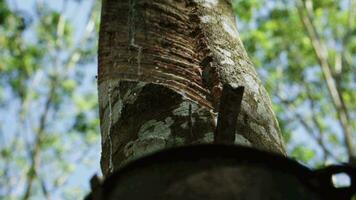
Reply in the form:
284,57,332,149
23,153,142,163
0,0,354,199
0,0,101,199
233,0,355,167
291,145,316,163
37,11,74,47
232,0,261,21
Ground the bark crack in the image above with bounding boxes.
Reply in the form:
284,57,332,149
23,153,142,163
129,0,143,76
107,82,114,173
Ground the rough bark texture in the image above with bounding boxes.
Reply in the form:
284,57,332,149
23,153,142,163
98,0,286,176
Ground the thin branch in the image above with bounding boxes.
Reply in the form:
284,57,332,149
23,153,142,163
20,2,97,198
335,0,355,95
344,0,355,47
296,0,355,164
39,176,50,200
1,73,43,197
22,81,56,200
304,83,344,163
276,94,341,163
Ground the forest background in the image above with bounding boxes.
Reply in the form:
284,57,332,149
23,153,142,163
0,0,355,199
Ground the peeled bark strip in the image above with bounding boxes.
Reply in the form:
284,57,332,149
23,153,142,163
98,0,286,176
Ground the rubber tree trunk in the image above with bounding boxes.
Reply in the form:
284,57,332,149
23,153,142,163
98,0,286,176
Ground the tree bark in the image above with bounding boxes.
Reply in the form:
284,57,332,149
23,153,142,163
98,0,286,176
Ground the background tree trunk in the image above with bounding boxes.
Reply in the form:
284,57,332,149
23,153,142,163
98,0,286,176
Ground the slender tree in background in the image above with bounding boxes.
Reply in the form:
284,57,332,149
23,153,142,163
98,0,286,176
296,0,355,165
232,0,355,166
